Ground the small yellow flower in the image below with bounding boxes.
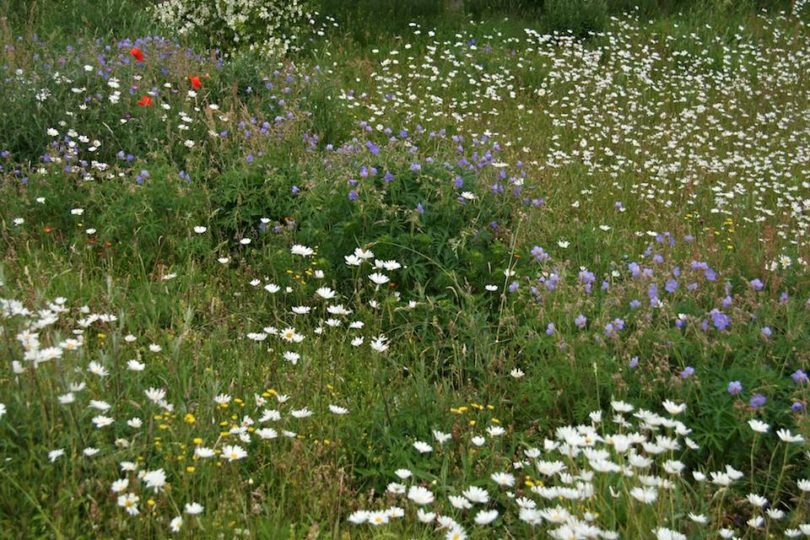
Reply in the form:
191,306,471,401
193,437,203,445
186,466,195,473
184,413,196,424
147,499,156,507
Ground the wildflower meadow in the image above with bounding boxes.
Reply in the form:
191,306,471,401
0,0,808,538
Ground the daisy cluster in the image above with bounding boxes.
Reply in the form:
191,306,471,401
243,243,412,357
348,400,810,539
0,287,359,535
334,13,809,251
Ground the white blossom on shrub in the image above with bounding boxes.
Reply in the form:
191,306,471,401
151,0,309,58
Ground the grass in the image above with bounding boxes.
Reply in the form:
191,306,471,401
0,0,809,538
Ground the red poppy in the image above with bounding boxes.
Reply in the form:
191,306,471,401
189,75,202,90
130,47,144,62
137,95,153,107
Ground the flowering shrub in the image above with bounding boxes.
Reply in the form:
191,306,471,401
151,0,310,57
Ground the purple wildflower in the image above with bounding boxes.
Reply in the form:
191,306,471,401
578,270,596,294
710,309,730,331
760,326,772,338
749,394,767,408
530,246,550,263
727,381,743,395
